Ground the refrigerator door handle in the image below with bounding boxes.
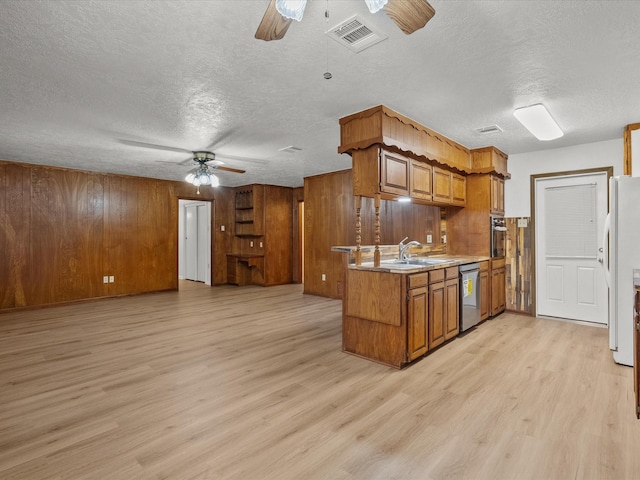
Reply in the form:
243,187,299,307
603,212,611,287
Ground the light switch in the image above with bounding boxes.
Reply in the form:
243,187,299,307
426,234,433,244
250,241,254,247
220,225,225,232
103,276,109,284
260,242,263,248
109,276,114,283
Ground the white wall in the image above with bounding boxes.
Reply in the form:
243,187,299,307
505,138,624,218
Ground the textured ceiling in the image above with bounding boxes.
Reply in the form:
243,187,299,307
1,0,639,188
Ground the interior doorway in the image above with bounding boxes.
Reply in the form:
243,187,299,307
178,199,212,286
533,169,610,324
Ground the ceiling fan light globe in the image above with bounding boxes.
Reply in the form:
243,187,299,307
364,0,388,14
275,0,307,21
210,174,220,187
185,172,196,183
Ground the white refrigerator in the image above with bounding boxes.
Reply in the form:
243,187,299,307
604,175,640,366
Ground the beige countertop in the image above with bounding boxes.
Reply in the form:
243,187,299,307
347,254,490,274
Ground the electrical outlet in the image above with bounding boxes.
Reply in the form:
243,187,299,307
260,242,263,248
426,234,433,243
518,218,528,228
443,235,447,244
109,276,114,283
103,276,109,284
321,274,326,281
220,225,225,232
250,241,254,247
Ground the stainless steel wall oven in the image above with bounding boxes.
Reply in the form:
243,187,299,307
491,216,506,258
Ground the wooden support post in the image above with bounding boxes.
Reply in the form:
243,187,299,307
374,193,381,267
355,195,362,266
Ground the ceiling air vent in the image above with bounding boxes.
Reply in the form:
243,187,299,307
476,125,503,135
326,15,388,53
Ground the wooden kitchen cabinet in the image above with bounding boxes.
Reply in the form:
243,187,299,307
351,146,464,206
445,275,460,339
407,273,429,361
343,266,459,368
479,261,490,321
491,258,506,316
380,151,410,196
432,166,452,204
410,160,432,201
490,175,505,216
429,266,459,349
451,173,466,206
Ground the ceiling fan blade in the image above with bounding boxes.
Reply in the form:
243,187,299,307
118,139,193,154
214,165,246,174
383,0,435,35
255,0,293,41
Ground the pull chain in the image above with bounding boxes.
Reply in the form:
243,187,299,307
324,0,332,79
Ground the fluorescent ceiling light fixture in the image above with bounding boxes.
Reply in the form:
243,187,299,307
276,0,307,21
365,0,388,13
513,104,564,141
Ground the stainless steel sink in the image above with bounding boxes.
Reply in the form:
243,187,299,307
406,257,450,265
381,257,451,267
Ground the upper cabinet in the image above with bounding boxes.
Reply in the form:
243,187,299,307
490,175,505,216
339,106,507,207
380,151,410,196
353,147,465,207
409,159,432,200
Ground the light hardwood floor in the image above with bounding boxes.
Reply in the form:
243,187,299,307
1,281,638,480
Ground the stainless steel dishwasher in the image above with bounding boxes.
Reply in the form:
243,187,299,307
459,263,481,332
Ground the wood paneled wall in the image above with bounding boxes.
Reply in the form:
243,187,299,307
0,161,235,311
304,169,443,298
505,217,533,314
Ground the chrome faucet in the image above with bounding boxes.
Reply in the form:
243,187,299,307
398,237,421,261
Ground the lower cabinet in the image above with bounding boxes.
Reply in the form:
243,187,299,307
429,267,459,350
407,274,429,361
491,258,506,316
479,261,490,321
343,266,460,368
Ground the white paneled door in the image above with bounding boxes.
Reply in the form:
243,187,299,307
535,172,608,324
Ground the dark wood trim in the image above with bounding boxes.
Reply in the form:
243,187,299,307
529,166,614,317
624,123,640,176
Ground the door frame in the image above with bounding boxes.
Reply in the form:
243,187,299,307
530,166,613,318
178,197,214,287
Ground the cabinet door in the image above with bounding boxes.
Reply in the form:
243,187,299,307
408,286,429,360
410,160,432,200
429,281,446,349
380,151,410,196
498,268,506,312
451,173,466,206
444,278,459,339
479,270,490,321
490,176,505,216
491,267,506,316
432,167,451,204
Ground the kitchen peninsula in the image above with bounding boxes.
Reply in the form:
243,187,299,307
336,105,509,368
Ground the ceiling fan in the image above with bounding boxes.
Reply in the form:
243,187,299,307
118,139,246,190
185,151,245,192
255,0,436,41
